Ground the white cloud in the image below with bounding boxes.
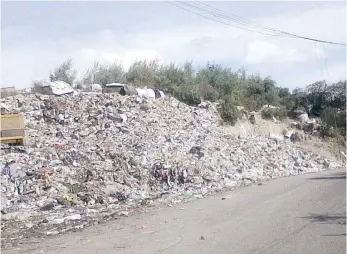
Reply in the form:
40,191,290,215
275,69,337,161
284,63,347,89
1,2,346,89
127,3,346,69
244,40,308,64
73,48,163,70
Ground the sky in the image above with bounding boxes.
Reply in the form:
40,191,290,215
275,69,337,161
1,1,346,89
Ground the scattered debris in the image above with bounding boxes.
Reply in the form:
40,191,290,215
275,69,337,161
0,92,341,247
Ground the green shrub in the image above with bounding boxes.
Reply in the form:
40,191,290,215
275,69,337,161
320,107,346,139
49,59,76,85
261,108,273,119
173,85,201,106
44,60,346,133
320,126,339,138
126,60,160,86
30,80,45,93
218,99,242,125
94,63,125,86
261,107,287,120
198,84,219,102
275,107,287,120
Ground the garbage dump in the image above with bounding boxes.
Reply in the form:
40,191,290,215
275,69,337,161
102,83,165,99
0,92,341,247
39,81,75,96
102,83,125,94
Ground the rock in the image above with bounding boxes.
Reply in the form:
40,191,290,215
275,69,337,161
249,114,256,124
140,104,150,112
282,129,294,138
40,202,55,211
46,231,60,236
25,222,34,229
198,101,211,109
269,133,284,143
106,105,115,114
118,211,129,217
294,157,303,167
64,214,81,221
121,85,138,96
119,113,127,123
290,132,304,143
302,122,316,133
298,113,309,123
189,146,204,158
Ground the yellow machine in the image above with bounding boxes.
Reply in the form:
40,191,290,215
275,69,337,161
0,113,25,145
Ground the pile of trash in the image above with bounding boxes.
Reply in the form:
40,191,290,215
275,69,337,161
0,92,341,244
102,82,165,99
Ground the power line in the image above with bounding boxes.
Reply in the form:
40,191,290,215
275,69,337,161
168,1,346,46
166,1,291,37
182,1,291,37
196,1,289,34
187,1,347,45
193,1,347,45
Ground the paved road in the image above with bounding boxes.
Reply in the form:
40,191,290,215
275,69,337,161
5,168,346,254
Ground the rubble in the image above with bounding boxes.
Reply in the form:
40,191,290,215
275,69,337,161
0,92,341,246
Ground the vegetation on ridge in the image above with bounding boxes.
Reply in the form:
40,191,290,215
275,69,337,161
30,59,346,140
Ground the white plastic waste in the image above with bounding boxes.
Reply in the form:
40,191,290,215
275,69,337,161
105,83,124,87
284,129,294,138
136,87,156,99
47,81,74,96
91,84,102,91
159,90,165,98
298,113,309,123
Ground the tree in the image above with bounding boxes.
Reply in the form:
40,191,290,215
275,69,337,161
49,59,77,85
328,80,346,110
126,60,160,86
93,62,125,86
83,61,100,85
263,76,276,93
278,87,290,98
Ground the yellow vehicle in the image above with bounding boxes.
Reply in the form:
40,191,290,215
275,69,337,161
0,113,25,145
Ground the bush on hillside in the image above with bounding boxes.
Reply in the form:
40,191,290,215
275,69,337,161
49,59,76,85
261,107,287,121
45,59,346,130
218,98,243,125
320,107,346,139
198,83,219,102
94,63,125,86
31,80,45,93
173,85,201,106
126,60,161,87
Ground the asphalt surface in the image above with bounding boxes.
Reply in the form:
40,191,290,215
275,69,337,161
4,168,346,254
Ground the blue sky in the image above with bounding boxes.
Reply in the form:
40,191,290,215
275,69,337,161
1,1,346,89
